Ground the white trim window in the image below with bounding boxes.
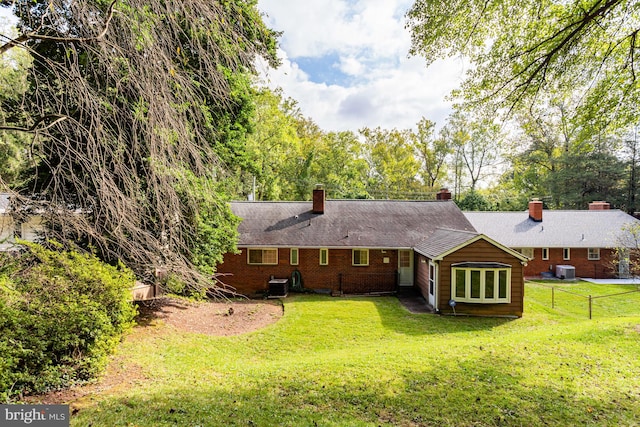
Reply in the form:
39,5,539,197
319,248,329,265
352,249,369,266
451,263,511,304
588,248,600,260
290,248,299,265
247,248,278,265
563,248,571,260
542,248,549,260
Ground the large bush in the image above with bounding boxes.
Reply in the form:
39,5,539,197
0,243,137,401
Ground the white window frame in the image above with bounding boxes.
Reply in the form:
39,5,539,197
588,248,600,260
542,248,549,260
247,248,278,265
319,248,329,266
290,248,299,265
451,266,511,304
563,248,571,260
352,249,369,266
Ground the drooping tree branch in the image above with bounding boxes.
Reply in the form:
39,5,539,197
0,0,118,55
0,0,279,291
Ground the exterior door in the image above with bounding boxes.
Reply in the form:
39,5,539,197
428,261,436,306
398,250,414,286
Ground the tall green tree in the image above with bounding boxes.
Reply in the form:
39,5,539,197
440,111,502,195
360,126,424,199
240,88,300,201
311,130,370,199
0,0,279,287
508,102,627,209
406,0,640,132
410,117,451,189
0,40,31,187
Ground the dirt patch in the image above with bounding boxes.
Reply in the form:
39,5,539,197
22,297,283,405
136,297,284,336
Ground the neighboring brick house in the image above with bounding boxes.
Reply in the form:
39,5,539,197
217,186,528,317
465,200,640,279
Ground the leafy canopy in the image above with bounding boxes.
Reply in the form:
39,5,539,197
406,0,640,131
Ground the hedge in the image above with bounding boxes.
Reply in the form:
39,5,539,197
0,243,137,401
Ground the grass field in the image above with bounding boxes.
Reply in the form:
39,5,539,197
71,282,640,426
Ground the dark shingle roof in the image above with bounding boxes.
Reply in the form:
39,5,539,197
230,200,475,248
414,228,480,259
465,210,640,248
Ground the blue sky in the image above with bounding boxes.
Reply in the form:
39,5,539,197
256,0,466,133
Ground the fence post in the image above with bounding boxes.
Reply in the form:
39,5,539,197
552,287,555,309
589,295,592,320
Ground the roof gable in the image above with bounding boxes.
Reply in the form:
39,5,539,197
414,228,529,262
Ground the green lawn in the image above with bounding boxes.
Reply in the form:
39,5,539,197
71,282,640,426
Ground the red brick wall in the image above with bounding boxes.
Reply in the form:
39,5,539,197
523,248,616,279
217,247,399,296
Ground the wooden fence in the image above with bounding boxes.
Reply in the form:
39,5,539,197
544,285,640,319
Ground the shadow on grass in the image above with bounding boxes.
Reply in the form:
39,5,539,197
70,353,638,427
373,296,514,336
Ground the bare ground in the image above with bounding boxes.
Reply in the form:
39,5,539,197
22,297,284,405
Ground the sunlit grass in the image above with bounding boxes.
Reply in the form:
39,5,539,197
71,283,640,426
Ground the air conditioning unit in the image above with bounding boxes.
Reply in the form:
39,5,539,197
555,265,575,280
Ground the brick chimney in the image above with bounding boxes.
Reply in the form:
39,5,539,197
312,184,325,214
589,201,610,210
436,188,452,200
529,198,543,222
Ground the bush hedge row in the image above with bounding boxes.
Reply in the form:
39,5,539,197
0,243,137,401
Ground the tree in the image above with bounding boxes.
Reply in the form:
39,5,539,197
310,131,370,199
239,88,301,201
456,189,491,211
406,0,640,132
410,117,451,188
0,41,31,187
360,126,424,199
440,111,502,194
612,222,640,278
0,1,278,288
507,102,627,209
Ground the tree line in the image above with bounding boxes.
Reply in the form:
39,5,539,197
234,87,640,214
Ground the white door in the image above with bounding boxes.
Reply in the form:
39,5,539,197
428,262,436,306
398,250,414,286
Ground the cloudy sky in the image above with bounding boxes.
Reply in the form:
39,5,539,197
256,0,466,133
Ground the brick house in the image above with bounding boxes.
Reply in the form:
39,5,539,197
465,200,640,279
217,186,528,317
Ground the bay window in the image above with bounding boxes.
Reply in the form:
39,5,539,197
452,262,511,303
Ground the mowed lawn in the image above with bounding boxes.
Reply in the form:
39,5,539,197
72,282,640,426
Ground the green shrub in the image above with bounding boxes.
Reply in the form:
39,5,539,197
0,243,137,401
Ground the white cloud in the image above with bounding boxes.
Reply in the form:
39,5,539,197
337,56,364,77
257,0,465,132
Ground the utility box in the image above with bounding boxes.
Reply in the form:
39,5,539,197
268,278,289,298
555,265,576,280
